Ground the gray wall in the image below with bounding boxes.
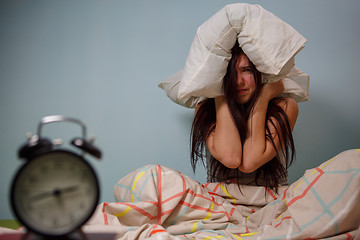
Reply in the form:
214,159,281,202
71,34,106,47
1,0,359,219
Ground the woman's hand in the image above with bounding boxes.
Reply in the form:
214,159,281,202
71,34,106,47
260,80,285,102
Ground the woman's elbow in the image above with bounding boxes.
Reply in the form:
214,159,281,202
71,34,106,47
239,153,273,173
238,165,257,173
217,154,242,169
238,158,258,173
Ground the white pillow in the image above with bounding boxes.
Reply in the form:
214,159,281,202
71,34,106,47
159,3,309,108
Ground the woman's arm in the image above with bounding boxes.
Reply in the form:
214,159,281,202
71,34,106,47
203,96,243,169
200,80,298,171
239,81,298,173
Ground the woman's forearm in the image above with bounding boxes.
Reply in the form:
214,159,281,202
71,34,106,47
207,96,242,168
240,97,272,172
239,80,286,173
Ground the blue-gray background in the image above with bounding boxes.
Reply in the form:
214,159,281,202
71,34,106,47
1,0,359,219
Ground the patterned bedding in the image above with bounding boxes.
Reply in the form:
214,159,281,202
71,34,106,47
85,149,360,239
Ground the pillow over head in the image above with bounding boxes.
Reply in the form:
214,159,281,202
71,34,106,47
159,3,309,108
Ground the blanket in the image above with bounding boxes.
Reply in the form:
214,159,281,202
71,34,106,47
85,149,360,239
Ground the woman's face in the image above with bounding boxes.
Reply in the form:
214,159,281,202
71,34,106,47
235,53,257,104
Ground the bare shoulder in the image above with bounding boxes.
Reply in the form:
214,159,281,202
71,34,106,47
277,97,299,129
279,97,298,111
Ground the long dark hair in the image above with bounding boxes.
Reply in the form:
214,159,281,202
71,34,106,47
190,44,295,192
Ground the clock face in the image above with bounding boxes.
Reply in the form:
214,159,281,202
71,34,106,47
11,150,99,237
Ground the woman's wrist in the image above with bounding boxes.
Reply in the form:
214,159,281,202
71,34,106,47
259,80,285,102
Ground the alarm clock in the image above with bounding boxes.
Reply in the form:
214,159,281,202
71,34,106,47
10,115,102,238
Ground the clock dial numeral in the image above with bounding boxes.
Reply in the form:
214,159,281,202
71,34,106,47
52,218,59,228
40,165,48,173
28,175,38,183
68,213,75,224
79,201,86,210
38,211,45,220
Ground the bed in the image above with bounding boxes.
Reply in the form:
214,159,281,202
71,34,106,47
1,149,359,239
81,149,360,239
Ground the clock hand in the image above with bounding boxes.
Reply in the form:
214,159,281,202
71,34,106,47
29,191,54,202
30,185,79,202
57,185,79,194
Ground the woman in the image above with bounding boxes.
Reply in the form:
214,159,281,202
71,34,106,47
191,43,299,192
88,43,360,240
